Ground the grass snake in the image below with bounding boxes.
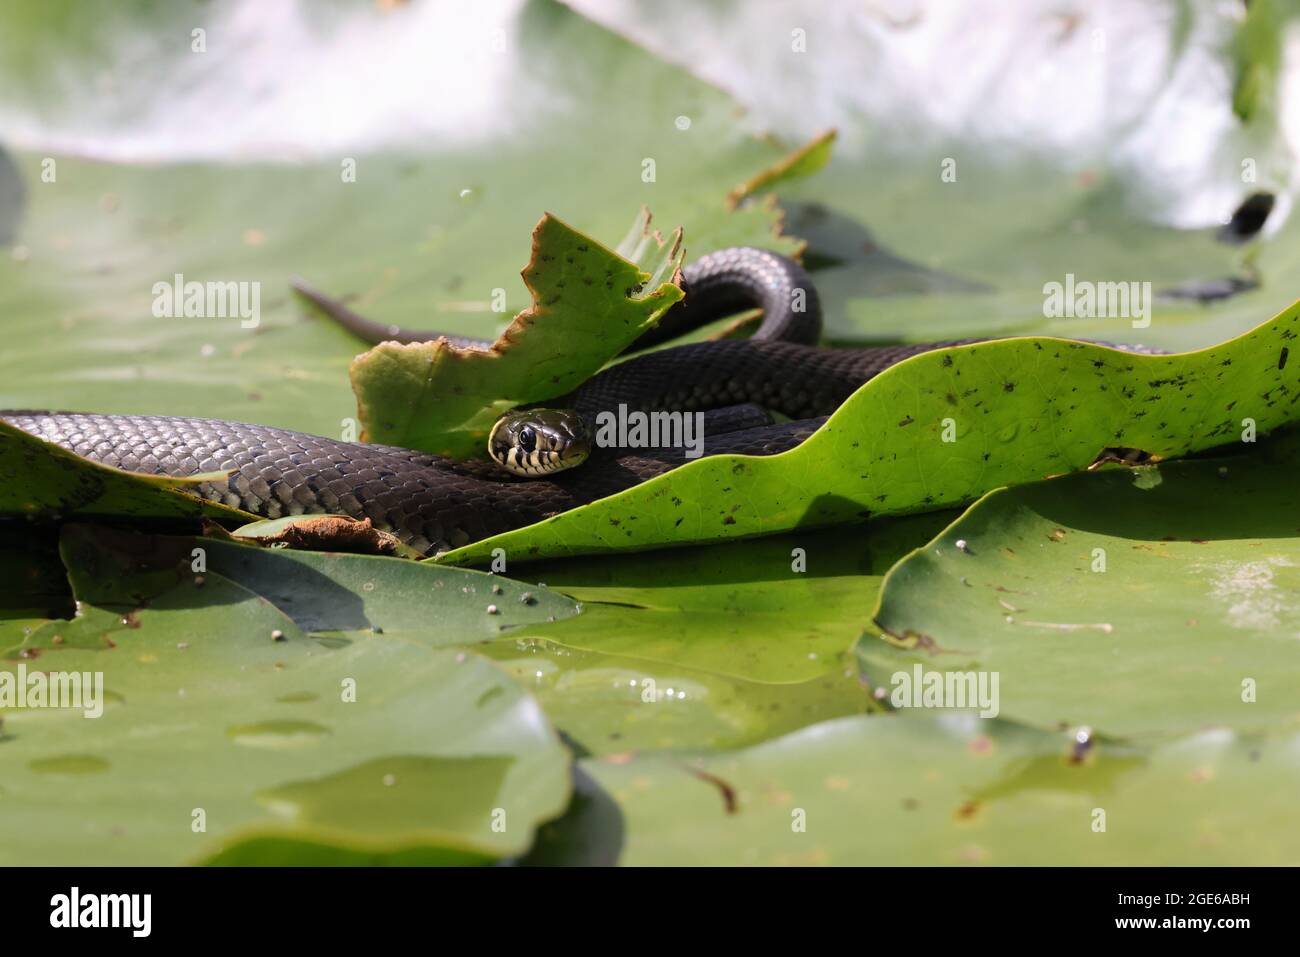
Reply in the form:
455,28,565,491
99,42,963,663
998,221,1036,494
6,247,1123,555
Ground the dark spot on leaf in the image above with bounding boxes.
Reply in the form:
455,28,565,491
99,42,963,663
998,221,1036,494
682,765,738,815
1218,191,1274,243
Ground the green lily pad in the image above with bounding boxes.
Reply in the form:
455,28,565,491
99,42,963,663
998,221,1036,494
348,212,684,457
860,440,1300,737
197,535,580,644
0,531,571,864
478,520,952,754
438,302,1300,564
677,194,805,279
507,517,949,682
4,524,579,658
0,521,572,863
572,713,1300,865
483,637,871,757
727,129,836,208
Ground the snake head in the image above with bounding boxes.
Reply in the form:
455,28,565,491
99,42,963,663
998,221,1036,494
488,409,592,477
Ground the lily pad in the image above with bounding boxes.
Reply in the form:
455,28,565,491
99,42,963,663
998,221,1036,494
438,302,1300,564
348,212,684,457
573,714,1300,865
860,439,1300,737
198,534,580,644
484,637,871,757
0,633,570,864
4,524,579,657
507,517,949,682
478,520,952,754
0,522,572,863
726,129,835,209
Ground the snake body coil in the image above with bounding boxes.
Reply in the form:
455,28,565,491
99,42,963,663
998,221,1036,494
6,248,979,553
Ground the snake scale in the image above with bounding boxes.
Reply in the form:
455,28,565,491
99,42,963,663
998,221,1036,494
6,248,998,554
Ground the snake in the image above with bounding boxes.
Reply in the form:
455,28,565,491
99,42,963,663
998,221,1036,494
3,247,1150,555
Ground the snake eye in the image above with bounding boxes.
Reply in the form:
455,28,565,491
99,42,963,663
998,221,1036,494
517,426,536,452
